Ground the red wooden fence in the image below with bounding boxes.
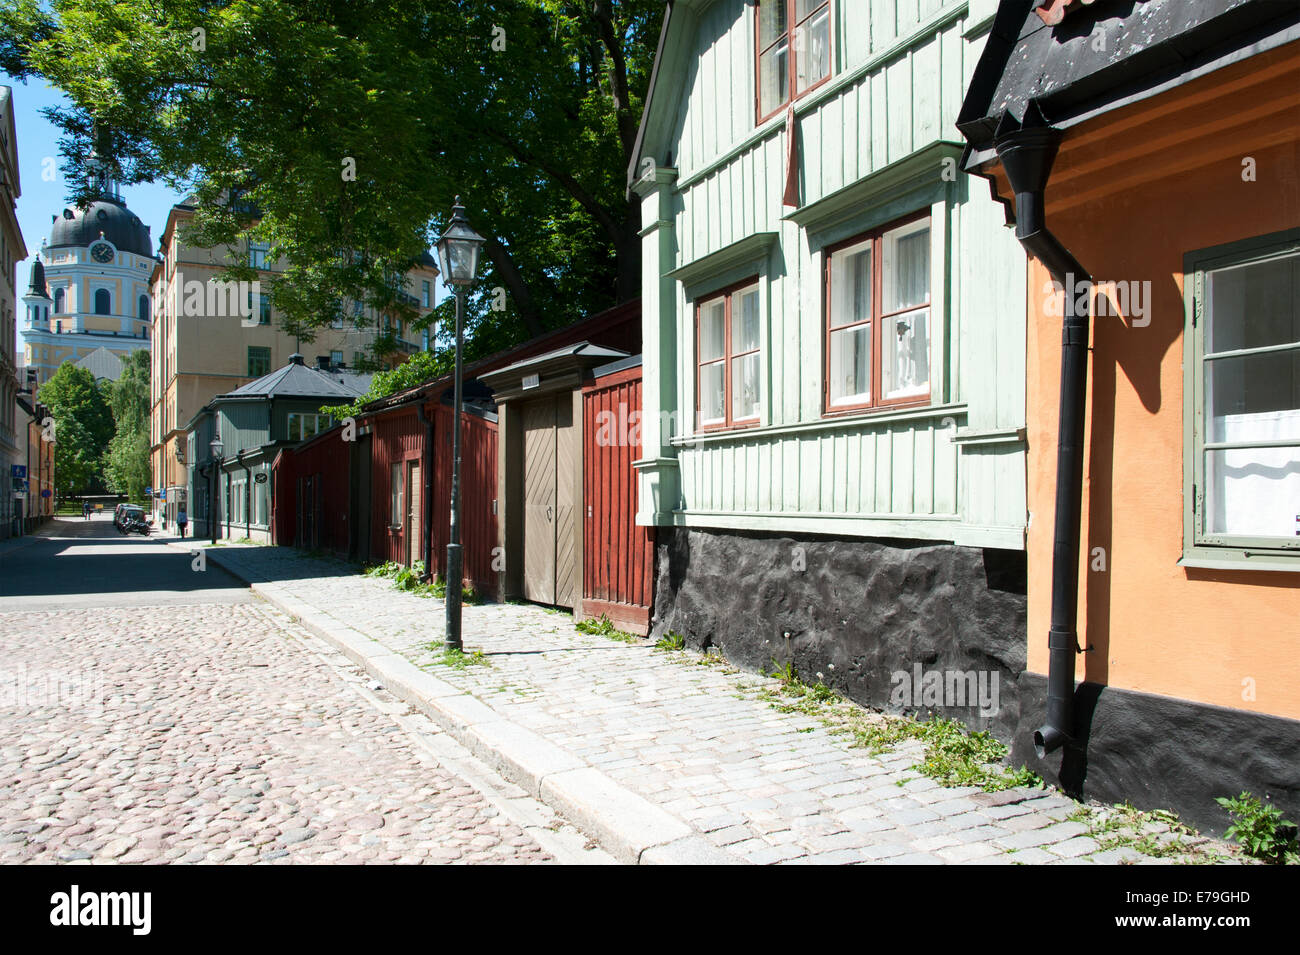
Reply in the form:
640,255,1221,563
580,361,654,634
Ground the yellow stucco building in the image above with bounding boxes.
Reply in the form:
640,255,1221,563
149,199,439,525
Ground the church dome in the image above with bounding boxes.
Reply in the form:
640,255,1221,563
47,197,154,258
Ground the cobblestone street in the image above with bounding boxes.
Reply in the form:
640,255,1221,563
0,521,1241,865
187,539,1236,865
0,520,596,865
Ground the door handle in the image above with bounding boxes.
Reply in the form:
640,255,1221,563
547,505,553,522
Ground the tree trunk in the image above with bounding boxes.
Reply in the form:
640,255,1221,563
484,236,544,338
614,213,642,305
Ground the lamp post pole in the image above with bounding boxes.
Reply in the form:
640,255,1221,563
436,196,485,653
210,433,224,546
210,466,218,545
445,284,466,650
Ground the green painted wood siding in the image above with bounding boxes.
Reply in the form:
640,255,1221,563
216,402,270,458
633,1,1025,549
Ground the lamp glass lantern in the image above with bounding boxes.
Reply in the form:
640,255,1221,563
210,435,224,462
435,197,485,287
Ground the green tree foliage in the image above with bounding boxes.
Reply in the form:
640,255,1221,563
103,427,152,504
104,350,152,501
1,0,663,371
36,363,114,495
320,349,454,420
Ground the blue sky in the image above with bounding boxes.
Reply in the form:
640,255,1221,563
9,79,185,302
7,78,451,358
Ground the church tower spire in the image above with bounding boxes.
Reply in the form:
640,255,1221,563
86,123,123,202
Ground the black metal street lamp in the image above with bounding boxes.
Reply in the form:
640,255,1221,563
209,433,225,546
174,444,186,534
435,196,485,652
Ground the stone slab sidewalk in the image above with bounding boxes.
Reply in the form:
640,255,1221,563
168,539,1227,865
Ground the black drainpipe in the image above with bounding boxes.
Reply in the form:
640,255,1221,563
239,451,254,540
415,400,435,583
993,114,1090,758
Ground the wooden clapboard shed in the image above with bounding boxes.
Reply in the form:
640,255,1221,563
481,343,631,613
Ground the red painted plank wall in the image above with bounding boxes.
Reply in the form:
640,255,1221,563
271,430,350,555
271,401,498,596
581,364,654,634
429,403,499,597
368,407,423,566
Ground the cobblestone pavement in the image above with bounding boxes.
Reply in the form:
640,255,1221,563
193,543,1234,865
0,536,602,862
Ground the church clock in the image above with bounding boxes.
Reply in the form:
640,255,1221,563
90,242,114,264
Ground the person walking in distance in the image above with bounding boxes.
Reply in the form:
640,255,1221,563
177,507,188,539
83,500,90,520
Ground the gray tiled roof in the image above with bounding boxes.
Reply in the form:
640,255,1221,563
223,354,362,400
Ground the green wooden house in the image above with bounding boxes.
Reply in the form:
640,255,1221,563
629,0,1029,732
184,354,362,543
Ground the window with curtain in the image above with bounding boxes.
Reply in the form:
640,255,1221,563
825,214,931,413
697,281,762,429
1189,234,1299,556
757,0,832,122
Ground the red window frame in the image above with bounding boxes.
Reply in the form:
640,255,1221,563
755,0,834,125
823,210,933,416
696,279,763,432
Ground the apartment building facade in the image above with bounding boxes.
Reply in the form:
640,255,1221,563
150,199,439,525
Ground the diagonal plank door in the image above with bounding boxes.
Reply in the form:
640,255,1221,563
554,395,580,608
522,397,557,604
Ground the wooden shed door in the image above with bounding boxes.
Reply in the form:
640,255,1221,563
553,397,580,608
522,394,580,606
406,460,422,569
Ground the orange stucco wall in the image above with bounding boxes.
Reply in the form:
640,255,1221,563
1023,43,1300,720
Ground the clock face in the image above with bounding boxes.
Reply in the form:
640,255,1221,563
90,242,114,264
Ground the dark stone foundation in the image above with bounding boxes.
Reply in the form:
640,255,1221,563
650,527,1028,740
1014,673,1300,835
651,527,1300,835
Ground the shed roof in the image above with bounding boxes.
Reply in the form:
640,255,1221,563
482,342,629,378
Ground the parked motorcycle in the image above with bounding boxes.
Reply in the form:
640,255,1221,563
125,515,152,536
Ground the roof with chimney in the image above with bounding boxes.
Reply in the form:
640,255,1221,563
220,353,363,401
